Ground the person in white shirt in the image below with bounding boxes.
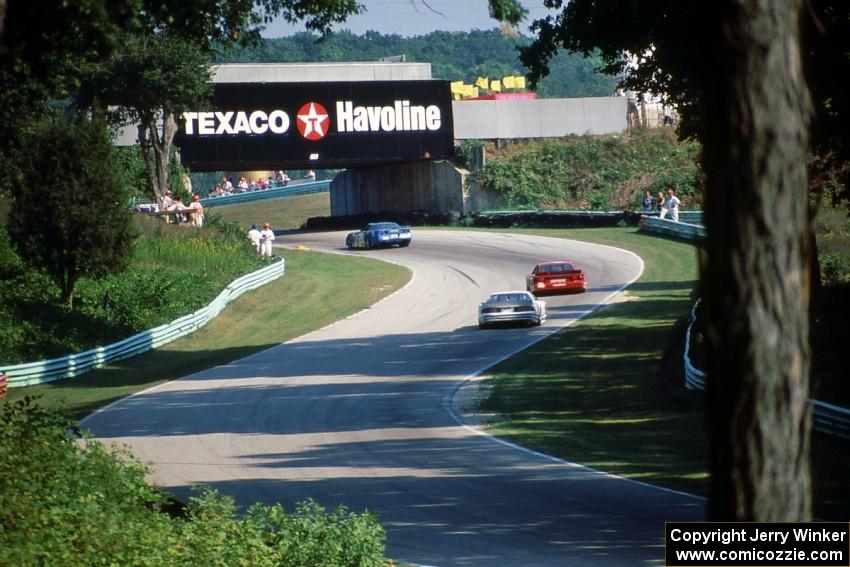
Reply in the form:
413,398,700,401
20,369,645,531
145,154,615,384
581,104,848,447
666,187,681,222
247,224,261,253
259,222,275,258
304,169,316,181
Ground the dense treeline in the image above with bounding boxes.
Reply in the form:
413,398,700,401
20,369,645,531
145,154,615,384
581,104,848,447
217,29,616,99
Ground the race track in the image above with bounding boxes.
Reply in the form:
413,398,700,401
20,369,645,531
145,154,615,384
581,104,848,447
83,229,704,566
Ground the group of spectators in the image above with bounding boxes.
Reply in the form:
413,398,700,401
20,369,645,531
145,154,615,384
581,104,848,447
643,187,681,221
247,222,276,258
159,190,205,227
208,170,317,198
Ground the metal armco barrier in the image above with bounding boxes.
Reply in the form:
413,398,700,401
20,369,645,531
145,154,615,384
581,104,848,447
639,214,706,241
201,180,330,209
684,299,850,440
2,259,285,388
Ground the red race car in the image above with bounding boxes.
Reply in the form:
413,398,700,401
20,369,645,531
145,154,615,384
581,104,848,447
526,261,587,295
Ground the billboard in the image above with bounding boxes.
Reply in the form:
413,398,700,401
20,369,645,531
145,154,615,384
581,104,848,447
174,80,454,170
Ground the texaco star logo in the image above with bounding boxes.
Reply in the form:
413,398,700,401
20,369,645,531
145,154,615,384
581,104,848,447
296,102,330,141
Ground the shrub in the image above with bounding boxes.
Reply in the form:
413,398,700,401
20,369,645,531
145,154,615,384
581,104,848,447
473,128,704,211
0,399,389,566
0,215,263,364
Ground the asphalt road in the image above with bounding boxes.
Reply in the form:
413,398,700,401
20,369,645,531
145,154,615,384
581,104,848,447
83,229,704,566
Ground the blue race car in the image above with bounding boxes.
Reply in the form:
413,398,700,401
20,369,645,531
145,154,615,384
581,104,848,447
345,222,412,249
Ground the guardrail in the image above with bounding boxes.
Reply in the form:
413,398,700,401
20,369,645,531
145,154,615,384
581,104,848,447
639,215,706,241
2,259,285,388
684,299,850,440
201,180,330,209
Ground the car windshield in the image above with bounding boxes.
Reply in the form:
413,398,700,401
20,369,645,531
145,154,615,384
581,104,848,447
538,263,575,274
489,293,532,303
366,222,400,231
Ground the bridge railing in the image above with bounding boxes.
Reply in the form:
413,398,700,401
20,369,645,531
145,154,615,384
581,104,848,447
201,180,330,209
2,259,285,388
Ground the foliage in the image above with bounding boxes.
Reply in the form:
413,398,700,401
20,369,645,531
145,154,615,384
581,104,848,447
218,29,616,99
454,140,486,170
0,398,387,566
6,116,135,306
0,0,364,196
0,216,263,364
815,206,850,286
80,33,213,204
473,128,703,210
516,0,850,211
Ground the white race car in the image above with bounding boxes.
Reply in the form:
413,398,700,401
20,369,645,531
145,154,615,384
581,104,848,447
478,291,547,329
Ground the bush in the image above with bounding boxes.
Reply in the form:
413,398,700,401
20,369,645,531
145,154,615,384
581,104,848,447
0,399,389,566
473,128,704,211
0,216,264,364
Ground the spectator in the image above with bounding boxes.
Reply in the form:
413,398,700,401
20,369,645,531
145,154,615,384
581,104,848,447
657,190,667,219
267,176,275,189
259,222,275,258
169,196,188,224
642,190,654,213
160,190,173,222
277,170,290,185
304,169,316,181
667,187,681,222
222,177,233,193
188,194,204,227
247,224,261,253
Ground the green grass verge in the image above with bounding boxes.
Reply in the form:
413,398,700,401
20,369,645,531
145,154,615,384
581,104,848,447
440,226,847,519
6,249,409,420
207,192,330,231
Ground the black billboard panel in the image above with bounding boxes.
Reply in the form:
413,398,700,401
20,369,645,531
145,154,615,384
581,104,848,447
174,80,454,170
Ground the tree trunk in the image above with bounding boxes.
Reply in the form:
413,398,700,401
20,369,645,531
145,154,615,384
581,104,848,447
702,0,813,521
0,0,7,38
60,268,77,308
156,112,177,195
139,122,162,205
140,111,177,203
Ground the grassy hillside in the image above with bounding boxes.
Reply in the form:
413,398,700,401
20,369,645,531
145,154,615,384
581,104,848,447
207,192,330,231
470,128,704,211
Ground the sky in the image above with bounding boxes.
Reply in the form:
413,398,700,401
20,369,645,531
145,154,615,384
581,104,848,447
261,0,555,38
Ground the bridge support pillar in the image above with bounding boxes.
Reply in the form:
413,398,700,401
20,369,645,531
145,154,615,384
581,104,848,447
330,160,503,216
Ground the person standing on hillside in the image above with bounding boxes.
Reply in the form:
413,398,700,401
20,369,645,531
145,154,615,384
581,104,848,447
247,224,261,254
666,187,681,222
657,190,667,219
642,190,654,213
259,222,275,258
188,195,204,227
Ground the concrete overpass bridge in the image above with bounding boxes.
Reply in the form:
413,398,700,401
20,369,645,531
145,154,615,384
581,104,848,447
126,62,627,215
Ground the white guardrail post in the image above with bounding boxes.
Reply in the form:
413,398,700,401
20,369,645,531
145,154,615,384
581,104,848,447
1,259,285,388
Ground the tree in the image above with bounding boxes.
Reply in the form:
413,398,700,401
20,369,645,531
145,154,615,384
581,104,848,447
87,33,213,204
514,0,815,520
7,117,135,307
0,0,365,197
